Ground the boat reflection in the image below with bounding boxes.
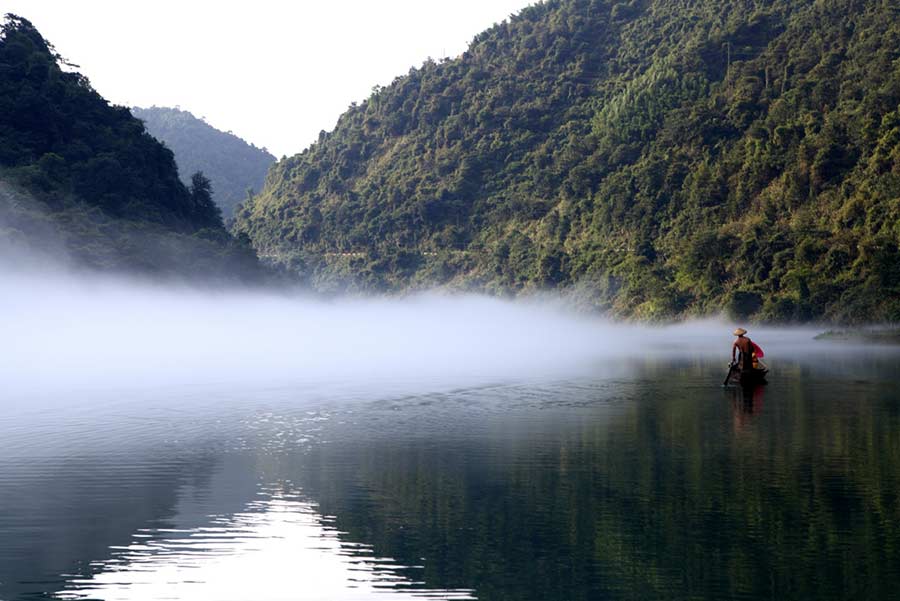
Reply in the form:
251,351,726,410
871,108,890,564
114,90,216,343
731,383,766,432
58,487,475,601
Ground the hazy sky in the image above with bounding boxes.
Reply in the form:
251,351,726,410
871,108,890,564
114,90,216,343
6,0,536,157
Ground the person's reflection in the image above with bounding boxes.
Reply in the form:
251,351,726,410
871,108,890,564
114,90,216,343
731,384,765,432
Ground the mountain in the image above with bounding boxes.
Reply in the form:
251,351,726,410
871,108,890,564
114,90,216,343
132,106,275,220
0,15,262,281
234,0,900,322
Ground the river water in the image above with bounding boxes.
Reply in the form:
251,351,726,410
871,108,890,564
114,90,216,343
1,339,898,600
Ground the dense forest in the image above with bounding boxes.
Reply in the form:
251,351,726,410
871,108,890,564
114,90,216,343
235,0,900,322
133,106,275,220
0,15,262,281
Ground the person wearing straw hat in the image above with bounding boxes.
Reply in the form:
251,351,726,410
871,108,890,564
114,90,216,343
732,328,754,372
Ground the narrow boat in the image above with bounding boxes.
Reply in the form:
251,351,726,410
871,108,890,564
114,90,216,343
724,363,768,386
737,365,768,386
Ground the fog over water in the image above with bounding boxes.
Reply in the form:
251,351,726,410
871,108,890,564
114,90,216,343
2,266,839,402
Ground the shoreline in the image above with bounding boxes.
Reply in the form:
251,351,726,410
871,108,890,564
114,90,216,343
814,328,900,344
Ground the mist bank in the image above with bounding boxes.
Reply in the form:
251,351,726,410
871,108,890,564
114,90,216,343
4,264,876,402
0,178,274,289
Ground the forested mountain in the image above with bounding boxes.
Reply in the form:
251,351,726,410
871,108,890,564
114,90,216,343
132,106,275,219
0,15,262,281
235,0,900,322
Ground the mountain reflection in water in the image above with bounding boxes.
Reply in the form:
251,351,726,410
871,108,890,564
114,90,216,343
1,348,899,601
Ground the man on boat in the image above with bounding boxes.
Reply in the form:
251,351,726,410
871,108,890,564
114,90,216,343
732,328,754,371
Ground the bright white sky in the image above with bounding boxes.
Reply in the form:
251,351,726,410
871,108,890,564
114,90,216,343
5,0,535,157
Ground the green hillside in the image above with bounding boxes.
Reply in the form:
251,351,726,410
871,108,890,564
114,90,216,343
133,106,275,220
0,14,262,281
235,0,900,322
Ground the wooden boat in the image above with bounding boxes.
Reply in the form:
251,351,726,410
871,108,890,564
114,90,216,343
725,362,768,386
737,365,768,386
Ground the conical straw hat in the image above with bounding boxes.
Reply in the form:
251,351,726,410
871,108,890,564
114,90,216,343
733,327,747,336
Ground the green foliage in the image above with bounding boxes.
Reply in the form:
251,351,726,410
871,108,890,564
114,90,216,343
0,15,265,281
727,290,764,320
0,15,222,231
132,106,275,219
188,171,223,226
235,0,900,322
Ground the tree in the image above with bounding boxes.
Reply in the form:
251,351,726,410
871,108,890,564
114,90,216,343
189,171,222,227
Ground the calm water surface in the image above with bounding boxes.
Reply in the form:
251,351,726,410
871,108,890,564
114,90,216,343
1,351,899,600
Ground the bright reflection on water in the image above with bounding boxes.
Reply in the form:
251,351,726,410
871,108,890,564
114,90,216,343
59,488,474,601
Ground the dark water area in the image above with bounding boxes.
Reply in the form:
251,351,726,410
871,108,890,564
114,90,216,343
1,352,899,600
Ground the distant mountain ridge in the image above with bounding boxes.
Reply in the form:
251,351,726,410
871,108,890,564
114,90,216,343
132,107,275,220
0,14,263,281
235,0,900,322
